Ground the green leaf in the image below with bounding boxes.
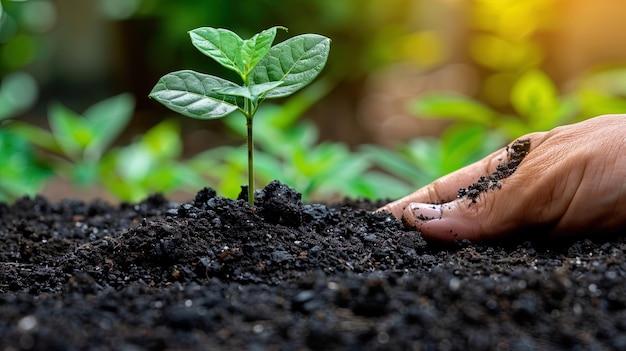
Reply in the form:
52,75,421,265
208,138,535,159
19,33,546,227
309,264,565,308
84,93,134,160
242,26,285,76
250,34,331,98
440,123,504,174
7,121,61,154
149,70,240,119
578,89,626,118
214,81,283,102
360,144,426,183
510,70,558,123
189,27,245,76
410,93,497,125
141,119,182,159
0,130,51,201
48,103,91,160
409,139,445,180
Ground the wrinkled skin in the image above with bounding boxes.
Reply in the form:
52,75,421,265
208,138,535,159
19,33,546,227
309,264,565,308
379,114,626,242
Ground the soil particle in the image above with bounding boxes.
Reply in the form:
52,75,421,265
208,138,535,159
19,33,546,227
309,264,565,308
1,180,625,350
458,138,531,202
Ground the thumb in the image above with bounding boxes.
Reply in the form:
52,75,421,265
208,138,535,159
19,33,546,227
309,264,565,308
402,201,493,242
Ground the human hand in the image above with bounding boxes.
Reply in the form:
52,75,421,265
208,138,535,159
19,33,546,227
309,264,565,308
378,115,626,242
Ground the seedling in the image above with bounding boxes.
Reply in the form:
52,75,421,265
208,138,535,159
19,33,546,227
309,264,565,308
149,26,331,205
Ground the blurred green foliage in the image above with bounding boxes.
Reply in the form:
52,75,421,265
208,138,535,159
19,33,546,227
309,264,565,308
0,0,47,119
2,0,626,203
412,69,626,139
0,127,50,202
412,70,578,139
9,94,134,186
3,94,201,203
99,119,201,202
362,124,505,192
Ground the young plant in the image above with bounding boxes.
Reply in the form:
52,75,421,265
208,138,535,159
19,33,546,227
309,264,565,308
149,26,331,205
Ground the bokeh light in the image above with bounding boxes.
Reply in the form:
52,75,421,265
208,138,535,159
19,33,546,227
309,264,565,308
0,71,38,119
19,0,56,33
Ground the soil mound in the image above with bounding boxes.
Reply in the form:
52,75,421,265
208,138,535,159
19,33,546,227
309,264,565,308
1,181,625,350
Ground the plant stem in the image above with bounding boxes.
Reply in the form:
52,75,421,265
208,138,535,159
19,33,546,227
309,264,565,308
246,115,254,206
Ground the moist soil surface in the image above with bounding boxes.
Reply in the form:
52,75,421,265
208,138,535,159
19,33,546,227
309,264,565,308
1,180,626,351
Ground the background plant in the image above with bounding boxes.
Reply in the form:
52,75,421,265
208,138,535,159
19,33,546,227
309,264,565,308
0,115,50,202
149,26,331,205
3,94,198,203
99,119,202,202
8,93,135,186
410,70,580,140
361,123,505,197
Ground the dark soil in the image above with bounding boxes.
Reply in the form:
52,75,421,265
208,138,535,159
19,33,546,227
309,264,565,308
1,180,626,350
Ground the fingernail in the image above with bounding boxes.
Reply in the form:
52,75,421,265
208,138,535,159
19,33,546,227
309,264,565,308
408,203,442,221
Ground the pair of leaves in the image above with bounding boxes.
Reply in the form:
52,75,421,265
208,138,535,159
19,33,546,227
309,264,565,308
149,27,331,120
189,26,283,81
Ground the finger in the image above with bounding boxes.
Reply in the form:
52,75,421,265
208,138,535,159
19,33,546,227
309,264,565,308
378,132,546,219
402,202,483,241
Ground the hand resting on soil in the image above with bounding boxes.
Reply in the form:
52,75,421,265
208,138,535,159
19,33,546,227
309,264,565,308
379,114,626,242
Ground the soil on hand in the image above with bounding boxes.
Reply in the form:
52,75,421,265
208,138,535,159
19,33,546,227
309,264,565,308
458,138,531,203
1,180,626,350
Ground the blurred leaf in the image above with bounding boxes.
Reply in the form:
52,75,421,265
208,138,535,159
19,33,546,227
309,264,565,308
261,120,319,156
265,78,333,129
84,93,134,160
141,119,182,159
0,130,51,202
402,138,443,181
0,72,38,120
359,144,431,184
99,120,192,202
577,90,626,120
353,171,413,200
71,160,100,185
510,70,558,124
411,93,497,125
440,123,505,174
6,121,62,154
48,103,91,161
